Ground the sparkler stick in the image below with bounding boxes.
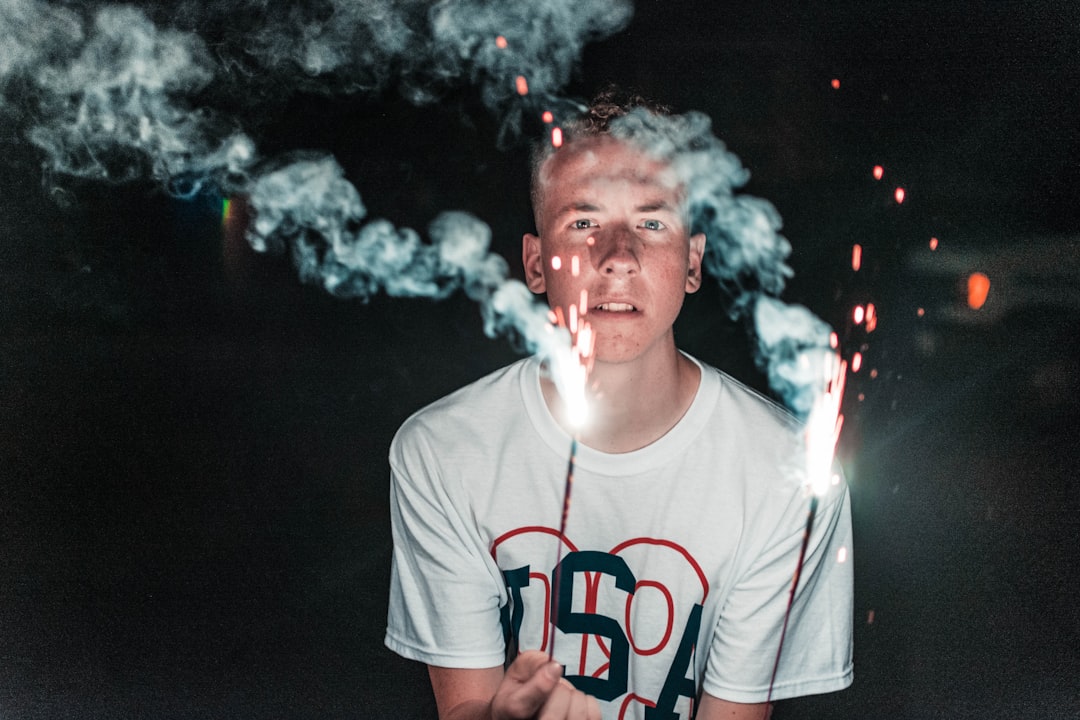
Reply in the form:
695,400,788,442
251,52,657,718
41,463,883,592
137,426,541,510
548,435,578,660
764,350,847,713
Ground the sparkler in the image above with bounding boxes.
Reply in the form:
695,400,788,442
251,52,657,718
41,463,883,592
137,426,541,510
764,349,847,712
544,287,594,660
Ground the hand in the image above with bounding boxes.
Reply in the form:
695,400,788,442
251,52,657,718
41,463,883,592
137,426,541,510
490,651,601,720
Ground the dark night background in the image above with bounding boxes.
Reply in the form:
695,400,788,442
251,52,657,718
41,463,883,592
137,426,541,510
2,1,1079,718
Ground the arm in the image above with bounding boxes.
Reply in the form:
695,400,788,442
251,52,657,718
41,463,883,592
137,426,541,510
429,651,601,720
696,692,771,720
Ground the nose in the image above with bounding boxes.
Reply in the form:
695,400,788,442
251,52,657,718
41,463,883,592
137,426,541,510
594,227,640,276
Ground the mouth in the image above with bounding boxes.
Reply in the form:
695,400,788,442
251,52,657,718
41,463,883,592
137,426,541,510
594,302,638,313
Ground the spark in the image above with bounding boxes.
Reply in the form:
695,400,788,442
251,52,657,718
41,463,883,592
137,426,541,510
570,255,580,276
551,255,562,271
551,126,563,148
853,305,865,325
515,75,529,95
851,243,862,271
894,187,906,204
837,546,848,563
851,352,863,373
542,110,554,123
917,307,925,317
865,303,877,332
872,165,884,180
831,78,841,90
967,272,990,310
495,35,508,49
929,237,939,250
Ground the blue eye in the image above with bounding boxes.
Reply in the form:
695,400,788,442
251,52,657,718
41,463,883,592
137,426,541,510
640,219,666,231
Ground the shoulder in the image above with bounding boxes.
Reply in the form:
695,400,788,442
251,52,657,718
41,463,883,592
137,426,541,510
697,359,801,439
390,357,535,458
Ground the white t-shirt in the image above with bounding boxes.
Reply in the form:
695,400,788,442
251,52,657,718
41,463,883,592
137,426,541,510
386,355,853,718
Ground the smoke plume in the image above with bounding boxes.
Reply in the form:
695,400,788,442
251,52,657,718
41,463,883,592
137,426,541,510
608,109,834,416
2,0,835,417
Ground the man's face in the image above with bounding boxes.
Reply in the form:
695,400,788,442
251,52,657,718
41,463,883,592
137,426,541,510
523,136,705,365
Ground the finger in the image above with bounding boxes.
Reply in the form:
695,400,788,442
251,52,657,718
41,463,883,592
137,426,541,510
586,694,602,720
499,658,563,717
503,650,551,681
536,679,572,720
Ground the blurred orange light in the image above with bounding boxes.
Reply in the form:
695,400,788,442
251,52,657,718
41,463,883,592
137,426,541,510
894,187,906,204
872,165,884,180
929,236,939,250
551,256,562,271
853,305,865,324
515,75,528,95
852,352,863,372
551,126,563,148
851,243,862,271
968,272,990,310
829,331,839,349
495,35,508,49
917,307,925,317
831,78,841,89
542,110,554,123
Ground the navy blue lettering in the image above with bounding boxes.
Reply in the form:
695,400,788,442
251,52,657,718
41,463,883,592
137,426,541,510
552,551,636,701
646,602,703,719
501,566,530,662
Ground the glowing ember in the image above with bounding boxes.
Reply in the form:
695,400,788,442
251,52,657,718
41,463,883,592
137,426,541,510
585,235,595,246
515,75,529,95
570,255,580,276
853,305,865,325
805,352,846,497
831,78,841,90
495,35,508,49
829,332,839,349
851,243,862,271
551,126,563,148
865,303,877,332
929,236,939,250
851,352,863,373
967,272,991,310
872,165,884,180
917,307,925,317
551,255,562,271
542,110,554,123
894,187,906,204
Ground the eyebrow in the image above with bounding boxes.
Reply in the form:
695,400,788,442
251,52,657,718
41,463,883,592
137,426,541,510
553,199,678,217
635,200,677,213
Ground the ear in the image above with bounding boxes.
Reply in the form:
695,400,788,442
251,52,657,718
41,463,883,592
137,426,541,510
522,233,547,293
685,232,706,293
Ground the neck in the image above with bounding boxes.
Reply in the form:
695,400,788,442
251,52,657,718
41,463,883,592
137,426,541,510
542,345,701,454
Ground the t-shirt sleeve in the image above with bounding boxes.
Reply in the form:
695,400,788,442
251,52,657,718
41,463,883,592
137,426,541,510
384,419,508,669
702,477,854,703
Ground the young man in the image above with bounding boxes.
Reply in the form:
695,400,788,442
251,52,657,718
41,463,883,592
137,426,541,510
385,94,853,720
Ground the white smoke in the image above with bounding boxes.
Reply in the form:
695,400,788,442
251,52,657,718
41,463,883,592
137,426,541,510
608,108,835,416
2,0,835,417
